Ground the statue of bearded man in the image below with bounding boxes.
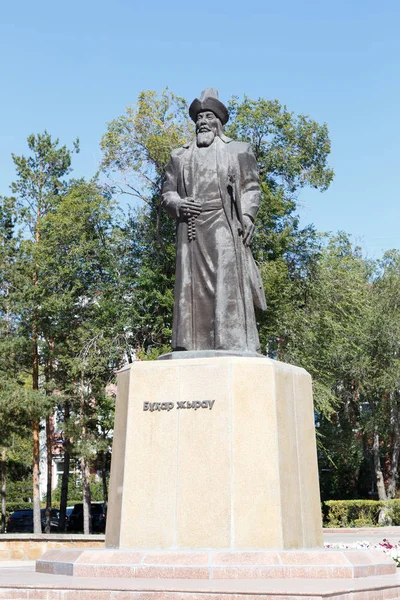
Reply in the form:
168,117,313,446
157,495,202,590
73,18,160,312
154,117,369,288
161,88,266,357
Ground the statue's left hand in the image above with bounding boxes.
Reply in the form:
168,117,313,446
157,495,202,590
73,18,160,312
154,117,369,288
242,214,255,246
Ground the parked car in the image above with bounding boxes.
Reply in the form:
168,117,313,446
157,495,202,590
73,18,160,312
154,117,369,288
41,508,60,532
55,506,74,530
67,502,106,533
7,508,60,533
6,509,32,533
65,506,74,525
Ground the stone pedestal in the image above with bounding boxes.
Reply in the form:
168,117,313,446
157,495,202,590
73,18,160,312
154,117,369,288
105,356,323,550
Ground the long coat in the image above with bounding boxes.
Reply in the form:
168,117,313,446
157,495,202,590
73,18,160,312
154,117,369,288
162,134,266,353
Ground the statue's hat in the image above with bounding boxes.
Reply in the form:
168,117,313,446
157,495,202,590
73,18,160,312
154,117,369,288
189,88,229,125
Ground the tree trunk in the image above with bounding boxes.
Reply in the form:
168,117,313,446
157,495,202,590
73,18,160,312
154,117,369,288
81,456,92,535
1,448,6,533
80,382,92,535
44,414,53,533
58,402,70,533
387,396,400,499
44,339,56,533
101,449,108,517
373,429,391,525
32,327,41,534
32,417,41,533
32,215,42,534
373,429,387,500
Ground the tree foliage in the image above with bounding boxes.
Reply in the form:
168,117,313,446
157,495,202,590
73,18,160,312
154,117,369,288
100,89,192,201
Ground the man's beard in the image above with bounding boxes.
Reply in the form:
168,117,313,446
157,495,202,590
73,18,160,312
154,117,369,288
196,130,216,147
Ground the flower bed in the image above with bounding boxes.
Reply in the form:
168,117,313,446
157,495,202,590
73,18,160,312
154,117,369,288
325,539,400,566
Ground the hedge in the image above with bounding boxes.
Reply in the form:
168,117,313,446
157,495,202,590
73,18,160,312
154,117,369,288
324,499,400,527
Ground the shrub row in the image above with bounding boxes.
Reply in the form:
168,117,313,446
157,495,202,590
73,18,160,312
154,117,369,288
324,499,400,527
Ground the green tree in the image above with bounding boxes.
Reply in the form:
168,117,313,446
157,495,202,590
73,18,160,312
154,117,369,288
281,233,373,416
35,179,123,532
360,251,400,510
277,233,378,499
101,88,192,200
7,132,79,532
0,195,47,529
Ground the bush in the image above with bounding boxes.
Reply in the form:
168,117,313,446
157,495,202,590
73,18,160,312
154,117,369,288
387,500,400,525
4,501,32,514
52,473,106,505
324,499,400,527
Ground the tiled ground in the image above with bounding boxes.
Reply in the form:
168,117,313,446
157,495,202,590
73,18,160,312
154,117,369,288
1,563,400,599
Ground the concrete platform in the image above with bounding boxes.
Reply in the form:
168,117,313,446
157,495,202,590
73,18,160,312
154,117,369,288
2,563,400,599
36,547,396,579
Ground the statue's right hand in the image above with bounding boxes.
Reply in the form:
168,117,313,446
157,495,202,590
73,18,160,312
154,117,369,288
179,199,202,218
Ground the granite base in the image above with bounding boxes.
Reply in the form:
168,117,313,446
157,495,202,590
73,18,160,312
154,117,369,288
36,547,396,580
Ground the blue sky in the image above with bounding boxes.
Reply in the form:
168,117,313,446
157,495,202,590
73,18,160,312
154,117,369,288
1,0,399,258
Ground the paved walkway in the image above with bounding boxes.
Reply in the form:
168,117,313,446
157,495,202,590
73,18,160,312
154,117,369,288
0,563,400,599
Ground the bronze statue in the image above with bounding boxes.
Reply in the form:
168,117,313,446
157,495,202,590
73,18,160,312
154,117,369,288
162,89,266,356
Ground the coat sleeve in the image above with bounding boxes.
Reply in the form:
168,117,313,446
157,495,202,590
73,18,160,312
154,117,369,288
238,144,261,221
162,151,183,219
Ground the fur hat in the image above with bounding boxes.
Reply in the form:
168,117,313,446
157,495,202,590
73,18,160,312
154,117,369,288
189,88,229,125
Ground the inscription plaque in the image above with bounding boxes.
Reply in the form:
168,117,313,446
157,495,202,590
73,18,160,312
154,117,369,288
143,400,215,412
